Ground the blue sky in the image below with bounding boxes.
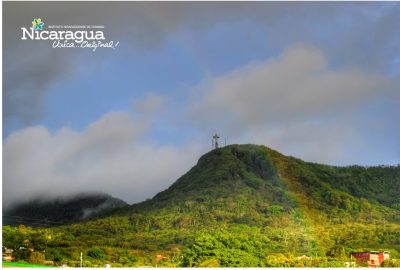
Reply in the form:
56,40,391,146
3,2,400,205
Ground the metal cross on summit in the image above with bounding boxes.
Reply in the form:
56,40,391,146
212,133,220,149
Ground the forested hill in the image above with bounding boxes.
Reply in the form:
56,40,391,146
3,144,400,267
130,144,400,222
3,193,127,226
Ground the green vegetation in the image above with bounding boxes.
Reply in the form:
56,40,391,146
3,193,127,226
3,144,400,267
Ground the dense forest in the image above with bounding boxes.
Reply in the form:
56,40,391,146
3,144,400,267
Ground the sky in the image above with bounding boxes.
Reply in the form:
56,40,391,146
3,2,400,208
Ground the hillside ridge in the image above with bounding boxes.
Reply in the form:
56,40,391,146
132,144,400,215
3,193,128,226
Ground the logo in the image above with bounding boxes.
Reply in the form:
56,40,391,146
32,18,44,30
21,18,119,52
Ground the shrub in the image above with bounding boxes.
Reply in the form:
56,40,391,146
28,251,45,265
87,247,104,259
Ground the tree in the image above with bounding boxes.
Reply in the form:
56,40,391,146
182,230,265,267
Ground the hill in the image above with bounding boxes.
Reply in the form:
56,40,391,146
3,144,400,267
3,193,128,227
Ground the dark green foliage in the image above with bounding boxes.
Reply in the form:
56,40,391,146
87,247,104,259
3,193,127,227
3,144,400,267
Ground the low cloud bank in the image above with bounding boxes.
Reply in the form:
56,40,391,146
3,111,204,209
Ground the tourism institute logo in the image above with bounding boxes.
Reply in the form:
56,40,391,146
21,18,119,51
32,18,44,30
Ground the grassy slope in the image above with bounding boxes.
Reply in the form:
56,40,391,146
2,262,56,268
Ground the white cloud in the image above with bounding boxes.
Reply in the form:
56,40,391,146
195,45,388,126
3,111,204,209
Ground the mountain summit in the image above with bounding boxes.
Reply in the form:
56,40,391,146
145,144,294,210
